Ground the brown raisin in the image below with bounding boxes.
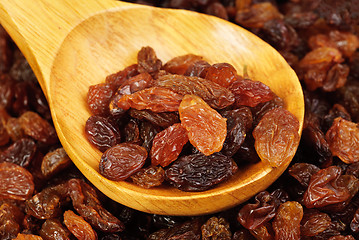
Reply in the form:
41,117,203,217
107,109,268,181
201,217,231,240
253,108,300,167
87,83,114,116
179,95,227,156
0,138,36,167
41,148,72,178
154,74,235,109
229,77,275,108
272,201,303,240
85,116,121,152
165,153,236,191
137,46,162,74
0,162,34,200
163,54,203,75
39,218,71,240
204,63,237,88
130,165,165,188
150,123,188,167
111,87,183,113
63,210,97,240
326,117,359,164
99,143,148,181
18,111,57,145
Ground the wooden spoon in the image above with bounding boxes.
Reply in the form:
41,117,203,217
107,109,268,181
0,0,304,216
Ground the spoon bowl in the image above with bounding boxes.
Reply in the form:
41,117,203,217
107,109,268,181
0,0,304,215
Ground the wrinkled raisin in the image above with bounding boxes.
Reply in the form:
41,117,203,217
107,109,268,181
150,123,188,167
165,153,236,191
63,210,97,240
179,95,227,156
130,165,165,188
99,143,147,181
253,108,300,167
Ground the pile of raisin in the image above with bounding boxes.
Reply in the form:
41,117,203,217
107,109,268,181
85,45,300,192
1,0,359,239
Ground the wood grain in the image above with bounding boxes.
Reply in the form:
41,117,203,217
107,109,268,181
0,0,304,215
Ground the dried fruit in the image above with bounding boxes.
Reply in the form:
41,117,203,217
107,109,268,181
85,116,121,152
179,95,227,156
163,54,203,75
63,210,97,240
111,87,183,113
272,201,303,240
253,108,300,167
165,153,236,191
201,217,231,240
154,74,235,109
41,147,72,178
150,123,189,167
326,117,359,164
39,218,71,240
99,143,147,181
0,162,34,200
229,78,275,107
204,63,237,88
137,46,162,74
87,83,114,116
18,111,57,144
130,165,165,188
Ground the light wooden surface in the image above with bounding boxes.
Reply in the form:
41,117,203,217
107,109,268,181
0,0,304,216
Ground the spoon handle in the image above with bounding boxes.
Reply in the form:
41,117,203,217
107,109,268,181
0,0,133,98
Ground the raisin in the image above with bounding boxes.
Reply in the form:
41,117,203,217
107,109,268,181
130,165,165,188
288,163,320,187
13,234,43,240
148,219,202,240
298,47,344,91
85,116,121,153
129,109,179,129
139,121,160,152
105,64,139,90
179,95,227,156
252,108,300,167
351,208,359,233
122,119,141,144
201,217,231,240
204,2,228,20
163,54,203,75
111,87,183,113
18,111,57,145
67,179,124,232
99,143,147,181
63,210,97,240
150,123,189,167
184,60,211,78
0,75,15,110
39,218,71,240
5,117,25,141
204,63,237,88
87,83,114,116
237,191,279,230
154,74,235,109
301,209,332,237
221,107,253,156
326,117,359,164
25,182,69,219
235,2,282,28
0,138,36,167
272,201,303,240
41,148,72,178
0,117,9,146
0,202,24,240
0,162,34,200
165,153,236,191
249,223,274,240
328,236,355,240
137,46,162,74
302,166,351,209
229,78,275,108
